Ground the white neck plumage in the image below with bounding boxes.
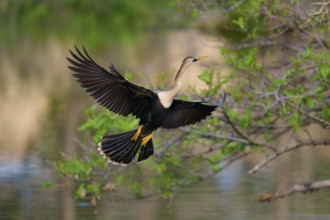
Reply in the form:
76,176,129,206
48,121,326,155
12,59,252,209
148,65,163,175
157,80,182,108
157,59,192,108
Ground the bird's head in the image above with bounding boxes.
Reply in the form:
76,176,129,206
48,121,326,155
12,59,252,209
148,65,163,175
175,56,208,81
185,56,208,63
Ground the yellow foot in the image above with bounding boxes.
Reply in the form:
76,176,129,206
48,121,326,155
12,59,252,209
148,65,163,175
131,125,143,141
141,131,155,146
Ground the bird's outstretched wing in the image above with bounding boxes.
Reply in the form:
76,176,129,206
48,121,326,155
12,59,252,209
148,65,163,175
67,46,157,118
161,93,226,129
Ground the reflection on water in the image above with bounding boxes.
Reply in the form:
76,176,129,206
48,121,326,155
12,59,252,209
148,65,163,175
1,37,330,220
1,148,330,220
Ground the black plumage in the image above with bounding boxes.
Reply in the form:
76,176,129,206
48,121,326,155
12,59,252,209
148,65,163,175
67,46,226,165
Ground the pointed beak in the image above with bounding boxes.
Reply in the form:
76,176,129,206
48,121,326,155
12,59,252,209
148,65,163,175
196,56,208,61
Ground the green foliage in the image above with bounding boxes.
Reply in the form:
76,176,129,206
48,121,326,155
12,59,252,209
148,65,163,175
232,17,246,30
198,69,213,85
207,150,224,165
40,181,56,190
79,105,138,143
56,159,92,179
48,151,108,200
125,167,144,198
198,69,228,97
215,1,266,42
75,182,102,199
1,0,184,49
148,153,203,198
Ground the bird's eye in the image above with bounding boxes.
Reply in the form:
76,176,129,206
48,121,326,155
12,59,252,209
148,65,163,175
192,56,197,62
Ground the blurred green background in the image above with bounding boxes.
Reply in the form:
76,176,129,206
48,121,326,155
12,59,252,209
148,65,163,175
1,1,330,220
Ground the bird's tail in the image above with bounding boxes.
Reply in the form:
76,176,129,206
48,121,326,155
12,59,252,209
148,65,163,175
98,129,154,165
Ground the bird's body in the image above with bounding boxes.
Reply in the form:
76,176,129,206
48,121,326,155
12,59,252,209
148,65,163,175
140,98,167,130
67,47,225,165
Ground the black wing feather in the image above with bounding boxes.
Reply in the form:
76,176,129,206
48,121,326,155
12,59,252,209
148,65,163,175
161,100,217,129
67,46,157,118
161,93,226,129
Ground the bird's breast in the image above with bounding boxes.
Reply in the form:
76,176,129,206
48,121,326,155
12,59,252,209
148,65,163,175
157,91,174,108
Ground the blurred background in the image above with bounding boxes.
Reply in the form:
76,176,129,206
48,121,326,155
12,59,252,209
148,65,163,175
1,1,330,220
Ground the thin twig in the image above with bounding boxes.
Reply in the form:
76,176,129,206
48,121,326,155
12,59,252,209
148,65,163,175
222,110,272,149
157,133,186,156
220,151,251,169
256,179,330,202
222,0,246,14
189,129,250,144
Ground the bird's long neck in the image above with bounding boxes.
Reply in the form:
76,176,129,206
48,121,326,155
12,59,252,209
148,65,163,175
157,77,182,108
157,61,189,108
167,78,182,99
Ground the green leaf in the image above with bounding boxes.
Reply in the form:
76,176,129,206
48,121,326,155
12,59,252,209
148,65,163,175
208,151,223,164
131,182,143,199
76,183,87,199
198,70,212,85
322,105,330,120
232,17,245,29
288,111,301,130
115,175,124,185
191,9,199,17
319,67,330,80
40,181,55,190
211,165,222,173
302,47,313,59
86,182,102,197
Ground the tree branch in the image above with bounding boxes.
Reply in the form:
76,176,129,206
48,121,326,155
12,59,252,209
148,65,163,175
223,110,259,145
249,139,330,174
188,129,250,144
255,179,330,202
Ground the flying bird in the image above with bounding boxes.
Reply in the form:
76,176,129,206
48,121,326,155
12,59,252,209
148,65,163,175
67,46,226,165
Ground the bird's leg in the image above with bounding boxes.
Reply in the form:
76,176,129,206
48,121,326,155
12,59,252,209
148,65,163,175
131,125,143,141
141,131,154,146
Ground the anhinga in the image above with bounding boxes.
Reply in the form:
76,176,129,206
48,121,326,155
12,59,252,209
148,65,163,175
67,46,226,165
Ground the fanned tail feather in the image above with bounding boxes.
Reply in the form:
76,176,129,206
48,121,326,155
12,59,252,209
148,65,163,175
138,140,154,162
98,130,154,165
